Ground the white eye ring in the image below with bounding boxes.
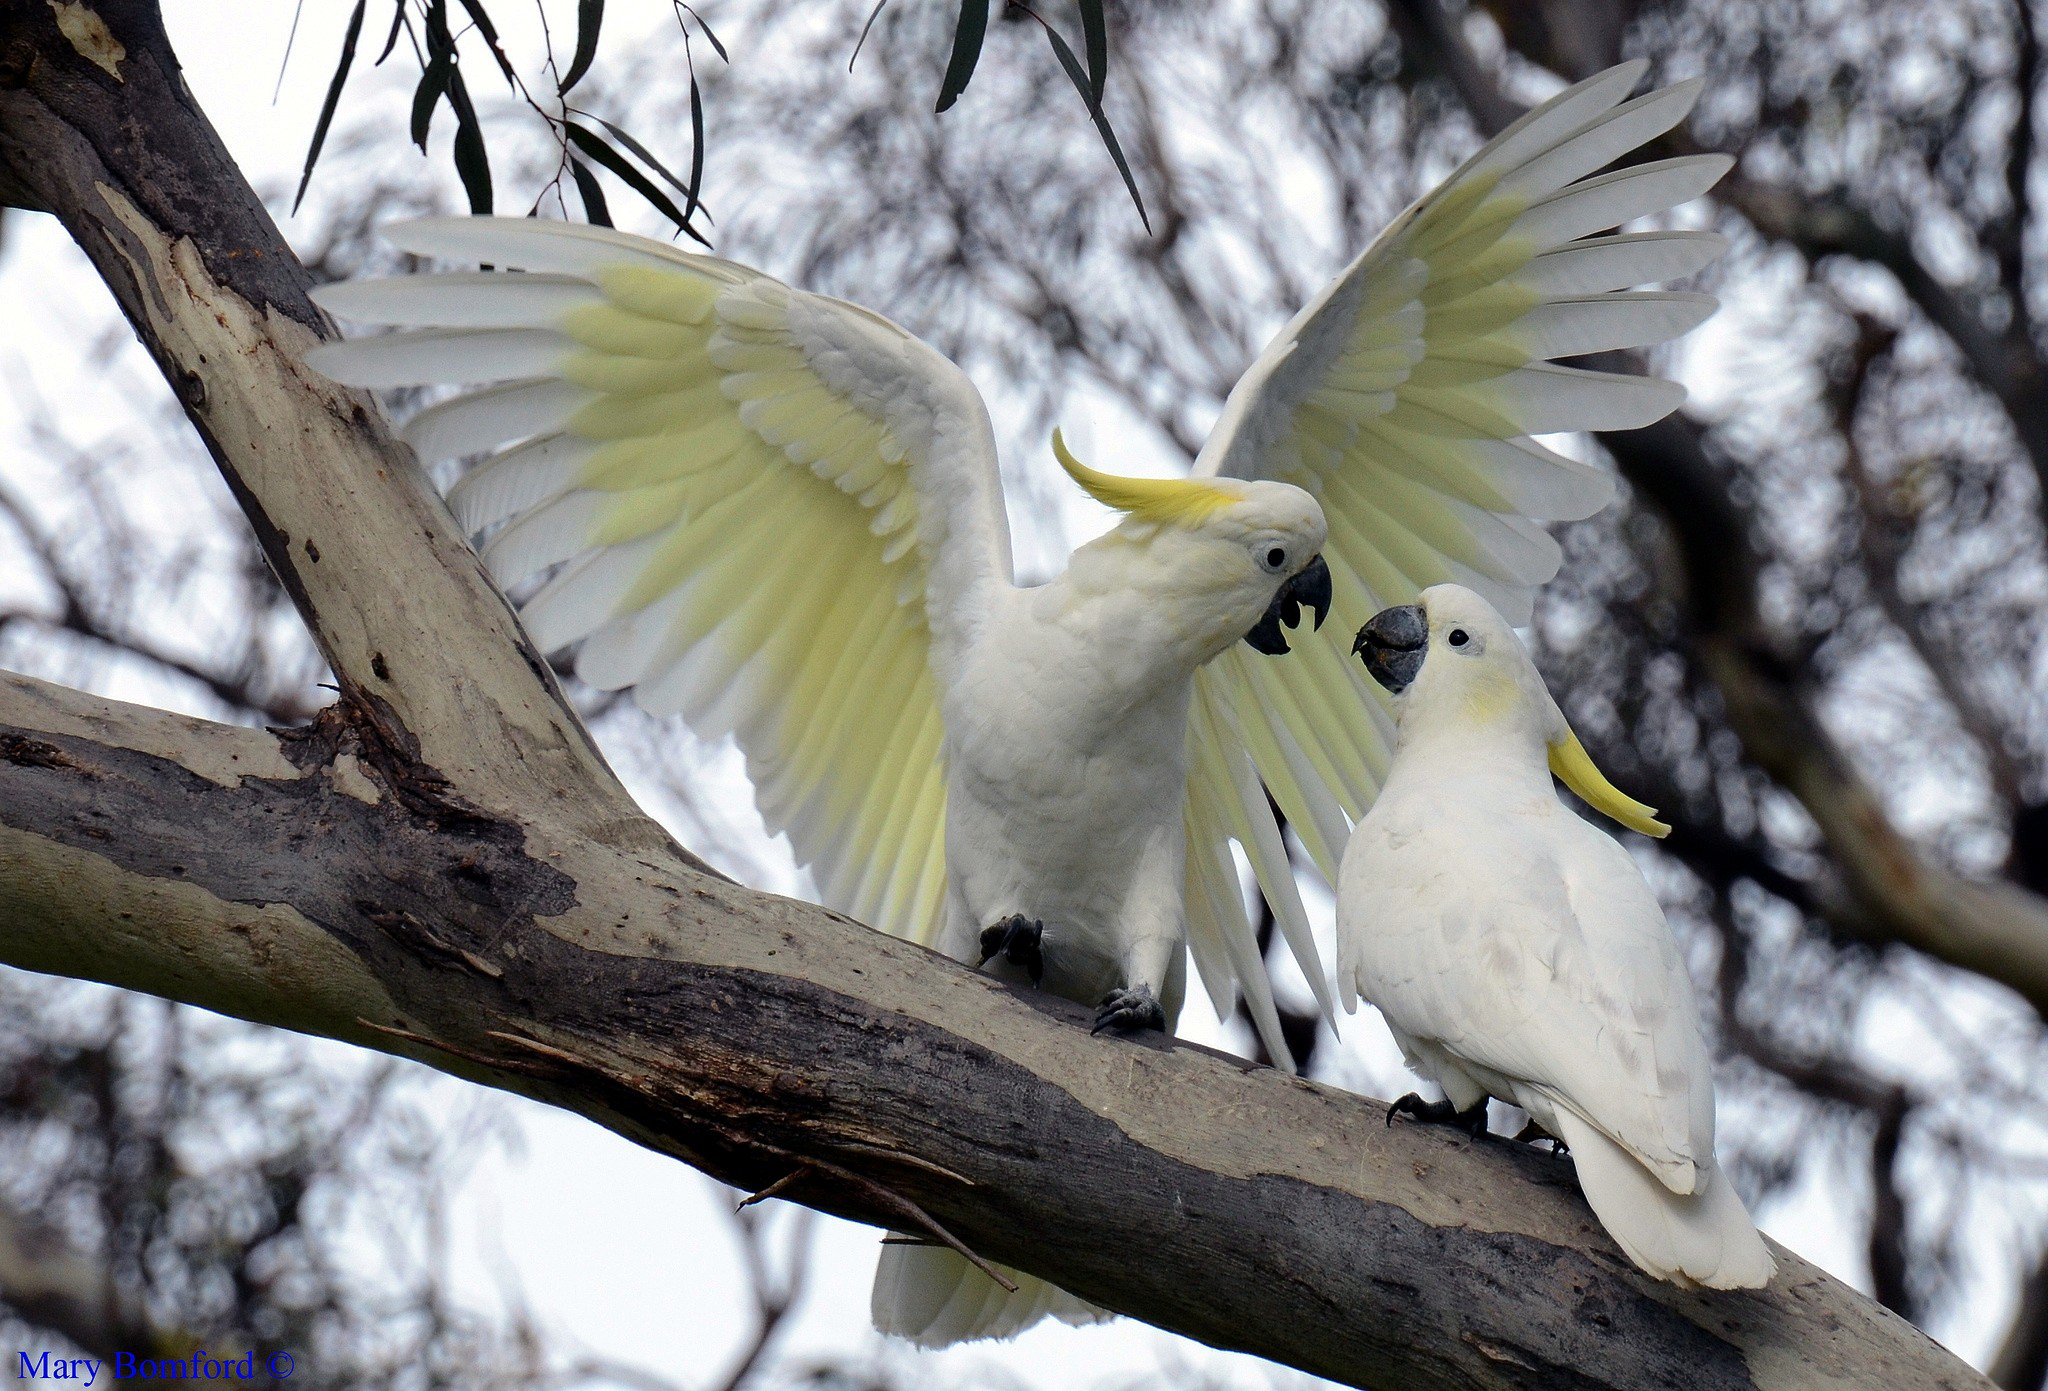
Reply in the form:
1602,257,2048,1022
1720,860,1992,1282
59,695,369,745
1256,544,1289,574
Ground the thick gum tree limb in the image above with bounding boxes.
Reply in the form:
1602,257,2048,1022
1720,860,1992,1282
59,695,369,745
0,3,1995,1387
0,672,1989,1391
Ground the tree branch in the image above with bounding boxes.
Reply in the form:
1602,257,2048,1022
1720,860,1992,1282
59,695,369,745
1826,316,2030,812
1607,417,2048,1018
1998,0,2039,324
0,669,1990,1391
1716,176,2048,513
1991,1244,2048,1390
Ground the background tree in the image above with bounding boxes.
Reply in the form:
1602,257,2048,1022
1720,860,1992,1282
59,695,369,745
1,0,2043,1386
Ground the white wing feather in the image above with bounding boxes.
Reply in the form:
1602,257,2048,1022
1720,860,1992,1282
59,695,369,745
1185,63,1730,956
309,217,1014,947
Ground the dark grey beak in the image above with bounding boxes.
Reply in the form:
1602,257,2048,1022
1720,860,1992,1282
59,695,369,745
1243,554,1333,656
1352,604,1427,692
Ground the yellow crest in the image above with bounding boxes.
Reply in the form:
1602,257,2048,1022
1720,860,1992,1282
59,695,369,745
1052,429,1239,527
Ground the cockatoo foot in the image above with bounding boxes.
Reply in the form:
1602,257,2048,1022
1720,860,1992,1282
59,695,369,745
977,915,1045,986
1091,985,1166,1035
1386,1093,1491,1139
1512,1120,1569,1155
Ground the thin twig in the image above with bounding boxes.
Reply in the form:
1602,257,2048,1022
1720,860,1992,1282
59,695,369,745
826,1140,977,1187
736,1167,809,1210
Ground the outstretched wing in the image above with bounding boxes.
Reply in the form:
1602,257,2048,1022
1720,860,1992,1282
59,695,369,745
309,219,1014,946
1184,62,1727,951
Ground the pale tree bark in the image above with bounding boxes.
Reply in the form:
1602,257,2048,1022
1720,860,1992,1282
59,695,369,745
0,3,1998,1387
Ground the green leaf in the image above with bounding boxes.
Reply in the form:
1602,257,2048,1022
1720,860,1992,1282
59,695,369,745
564,122,709,245
675,3,727,62
684,70,706,225
293,0,366,214
1079,0,1106,101
423,0,450,52
375,0,405,64
410,53,451,150
850,0,889,70
412,0,453,151
588,114,703,218
568,158,612,227
446,67,494,213
454,0,517,85
562,0,602,93
936,0,988,113
1036,15,1148,232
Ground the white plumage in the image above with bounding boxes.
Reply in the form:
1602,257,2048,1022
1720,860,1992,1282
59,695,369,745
871,1247,1110,1349
1339,584,1775,1289
305,59,1731,1339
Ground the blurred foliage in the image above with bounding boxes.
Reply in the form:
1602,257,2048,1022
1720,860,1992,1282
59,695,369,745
0,979,829,1391
0,979,536,1391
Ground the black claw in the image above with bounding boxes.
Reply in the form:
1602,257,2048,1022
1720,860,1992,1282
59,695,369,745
1386,1092,1490,1139
977,914,1045,986
1092,984,1167,1035
1512,1120,1568,1155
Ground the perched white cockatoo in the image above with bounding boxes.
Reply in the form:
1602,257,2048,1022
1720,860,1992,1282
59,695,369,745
305,59,1730,1340
1340,584,1775,1289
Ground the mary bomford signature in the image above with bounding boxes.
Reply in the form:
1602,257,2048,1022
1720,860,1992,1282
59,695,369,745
16,1348,296,1385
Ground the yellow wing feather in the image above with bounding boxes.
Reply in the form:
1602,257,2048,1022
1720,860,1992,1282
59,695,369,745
309,218,1011,948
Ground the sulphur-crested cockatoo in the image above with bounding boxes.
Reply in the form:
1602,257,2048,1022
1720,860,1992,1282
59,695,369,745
1340,584,1774,1289
305,58,1729,1340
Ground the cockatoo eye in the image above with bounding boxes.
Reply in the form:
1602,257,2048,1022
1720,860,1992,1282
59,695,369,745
1259,545,1288,573
1448,628,1470,648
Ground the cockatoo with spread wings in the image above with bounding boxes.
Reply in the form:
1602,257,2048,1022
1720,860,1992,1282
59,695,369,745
307,61,1730,1343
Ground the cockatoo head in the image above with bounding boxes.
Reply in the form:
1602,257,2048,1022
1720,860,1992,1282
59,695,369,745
1054,431,1331,658
1351,583,1670,837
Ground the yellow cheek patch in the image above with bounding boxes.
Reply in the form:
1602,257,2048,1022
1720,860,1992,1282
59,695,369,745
1459,669,1522,726
1548,731,1670,838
